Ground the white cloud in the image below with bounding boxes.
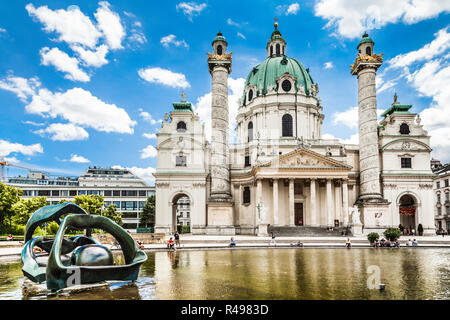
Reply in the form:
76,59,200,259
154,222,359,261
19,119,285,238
23,120,45,126
227,18,246,28
277,3,300,16
69,154,90,163
324,61,334,69
71,44,109,67
94,1,125,50
160,34,189,48
333,106,385,128
129,29,147,46
139,110,161,125
314,0,450,38
0,28,6,33
143,133,157,139
388,27,450,69
176,2,207,21
323,132,359,144
237,32,246,40
193,77,246,142
0,76,40,102
34,123,89,141
0,139,43,157
26,3,102,48
40,47,90,82
113,165,155,183
26,87,136,134
141,145,157,159
138,67,190,88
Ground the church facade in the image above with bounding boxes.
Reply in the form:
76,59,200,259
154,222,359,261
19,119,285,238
154,23,436,236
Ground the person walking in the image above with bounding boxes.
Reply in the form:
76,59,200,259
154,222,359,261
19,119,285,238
174,231,181,247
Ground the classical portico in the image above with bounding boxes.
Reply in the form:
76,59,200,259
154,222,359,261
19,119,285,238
232,148,353,234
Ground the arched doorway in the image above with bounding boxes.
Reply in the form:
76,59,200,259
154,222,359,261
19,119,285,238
399,194,417,233
171,193,191,234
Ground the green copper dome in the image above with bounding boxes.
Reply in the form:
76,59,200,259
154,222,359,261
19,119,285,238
212,32,226,45
358,33,374,46
242,56,315,104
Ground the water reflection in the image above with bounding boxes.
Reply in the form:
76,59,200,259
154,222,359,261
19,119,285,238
0,248,449,300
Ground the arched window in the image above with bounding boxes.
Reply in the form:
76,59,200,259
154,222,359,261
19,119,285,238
366,46,371,56
177,121,187,132
276,44,280,56
283,46,285,56
400,123,410,134
243,187,251,204
217,45,223,55
248,89,253,102
282,114,293,137
248,121,253,142
270,45,273,57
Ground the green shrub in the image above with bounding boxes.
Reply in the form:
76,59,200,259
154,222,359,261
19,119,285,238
384,227,402,241
367,232,379,243
47,221,60,235
177,225,190,234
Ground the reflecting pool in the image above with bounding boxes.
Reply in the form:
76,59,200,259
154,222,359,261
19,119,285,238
1,248,449,300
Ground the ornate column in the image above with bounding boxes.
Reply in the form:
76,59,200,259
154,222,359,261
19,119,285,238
310,178,317,227
342,179,349,226
206,33,235,235
273,179,279,225
289,179,295,226
334,181,341,226
326,179,333,227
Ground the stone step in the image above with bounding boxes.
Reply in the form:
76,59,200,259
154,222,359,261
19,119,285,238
268,226,351,237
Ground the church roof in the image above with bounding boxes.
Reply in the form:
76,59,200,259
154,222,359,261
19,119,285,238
381,104,412,117
242,55,314,103
358,33,374,47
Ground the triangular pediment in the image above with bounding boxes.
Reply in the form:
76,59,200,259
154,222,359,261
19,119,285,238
260,147,352,170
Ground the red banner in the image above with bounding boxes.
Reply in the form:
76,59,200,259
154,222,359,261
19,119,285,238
399,207,416,215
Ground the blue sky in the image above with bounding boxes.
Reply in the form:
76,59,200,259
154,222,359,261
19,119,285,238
0,0,449,183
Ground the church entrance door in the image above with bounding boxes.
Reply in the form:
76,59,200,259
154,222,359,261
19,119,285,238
295,203,304,226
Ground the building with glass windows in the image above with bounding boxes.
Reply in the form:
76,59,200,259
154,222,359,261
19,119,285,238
6,167,155,231
154,23,436,236
432,160,450,234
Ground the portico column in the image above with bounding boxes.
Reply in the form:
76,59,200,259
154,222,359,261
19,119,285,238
273,179,279,225
326,179,333,227
256,179,262,225
310,178,317,227
342,179,349,226
334,181,341,227
289,178,295,226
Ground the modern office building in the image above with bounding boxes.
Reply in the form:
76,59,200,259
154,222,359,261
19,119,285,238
6,167,155,231
432,160,450,233
176,196,191,227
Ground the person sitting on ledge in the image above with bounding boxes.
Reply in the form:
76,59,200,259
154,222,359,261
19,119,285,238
345,238,351,248
167,237,176,251
290,241,303,247
412,239,419,247
229,237,236,247
406,239,412,246
380,238,386,247
394,239,400,248
6,234,13,241
136,240,144,250
373,239,380,248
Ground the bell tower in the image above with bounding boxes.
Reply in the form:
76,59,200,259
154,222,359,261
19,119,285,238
206,32,235,235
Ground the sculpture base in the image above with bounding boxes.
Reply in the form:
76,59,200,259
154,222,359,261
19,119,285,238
257,224,269,237
351,224,363,236
358,200,390,233
206,201,235,235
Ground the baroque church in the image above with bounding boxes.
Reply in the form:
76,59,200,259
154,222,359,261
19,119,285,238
153,21,436,236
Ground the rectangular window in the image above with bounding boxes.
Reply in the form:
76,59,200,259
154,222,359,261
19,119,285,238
38,190,50,197
401,158,412,168
78,190,86,195
139,201,144,209
437,194,441,203
139,190,147,197
61,190,69,197
104,190,112,197
122,190,137,197
245,156,251,167
294,183,303,195
69,190,77,197
23,190,33,196
446,193,449,202
446,179,449,187
51,190,59,197
437,207,442,215
176,156,187,167
243,186,251,204
113,201,120,208
113,190,120,197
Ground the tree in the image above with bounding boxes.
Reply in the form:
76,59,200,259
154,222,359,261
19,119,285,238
12,197,49,226
140,195,155,228
103,204,122,226
0,183,22,232
74,195,104,215
383,227,402,241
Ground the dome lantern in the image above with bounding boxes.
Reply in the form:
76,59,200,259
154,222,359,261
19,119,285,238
266,18,286,58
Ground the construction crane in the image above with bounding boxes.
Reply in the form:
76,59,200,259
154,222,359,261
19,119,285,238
0,156,39,182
